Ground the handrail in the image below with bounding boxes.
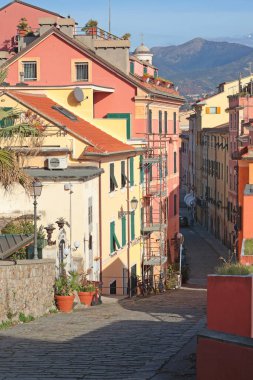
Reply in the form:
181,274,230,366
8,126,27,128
74,26,123,41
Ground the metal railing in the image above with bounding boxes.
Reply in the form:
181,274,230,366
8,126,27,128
74,26,123,41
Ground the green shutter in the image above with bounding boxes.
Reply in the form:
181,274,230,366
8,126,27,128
141,207,144,229
150,206,153,223
106,113,131,140
0,107,14,128
173,112,177,134
131,211,135,240
148,109,152,133
154,70,158,78
143,66,147,74
140,155,144,184
110,221,120,253
149,164,152,181
122,216,126,246
110,163,118,192
121,161,126,188
130,157,134,186
164,111,168,134
174,152,177,173
159,110,162,134
110,221,115,253
130,61,134,74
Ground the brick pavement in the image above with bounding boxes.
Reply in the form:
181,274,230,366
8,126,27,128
0,288,206,380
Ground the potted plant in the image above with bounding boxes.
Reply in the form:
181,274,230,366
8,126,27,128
122,33,131,40
17,17,29,36
77,274,96,306
82,19,98,36
207,262,253,338
56,217,65,229
54,271,76,313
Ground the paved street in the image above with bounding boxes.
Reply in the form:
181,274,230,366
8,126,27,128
0,218,228,380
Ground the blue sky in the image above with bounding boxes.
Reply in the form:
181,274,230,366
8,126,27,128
2,0,253,48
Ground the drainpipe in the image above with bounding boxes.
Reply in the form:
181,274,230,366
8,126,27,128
127,157,131,297
99,161,103,285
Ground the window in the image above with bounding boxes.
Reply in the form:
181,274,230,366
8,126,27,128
121,216,126,246
110,221,120,253
130,61,134,75
206,107,221,114
173,112,177,134
88,234,93,250
143,66,148,75
121,161,128,188
75,62,88,81
88,197,92,225
149,164,153,181
110,280,117,295
130,157,134,186
159,110,162,134
174,152,177,173
148,109,152,133
131,211,135,240
52,105,77,121
174,194,177,216
164,111,168,134
110,163,118,192
154,70,158,78
23,61,37,81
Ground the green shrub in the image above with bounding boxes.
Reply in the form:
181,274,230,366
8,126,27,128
18,313,35,323
215,263,253,275
244,239,253,255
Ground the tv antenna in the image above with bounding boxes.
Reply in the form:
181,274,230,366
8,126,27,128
109,0,111,33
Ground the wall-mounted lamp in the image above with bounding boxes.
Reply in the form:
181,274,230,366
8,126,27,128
118,197,138,218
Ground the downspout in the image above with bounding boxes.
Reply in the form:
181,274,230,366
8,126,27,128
127,157,131,297
214,135,217,238
99,161,103,285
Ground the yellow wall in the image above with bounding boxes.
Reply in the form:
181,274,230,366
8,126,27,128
100,155,142,295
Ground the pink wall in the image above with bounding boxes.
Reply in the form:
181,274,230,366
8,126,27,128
207,275,253,338
0,2,59,51
197,336,253,380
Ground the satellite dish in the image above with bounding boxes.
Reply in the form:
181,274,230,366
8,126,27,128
73,87,84,103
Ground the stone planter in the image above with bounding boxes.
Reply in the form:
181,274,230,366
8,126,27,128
207,275,253,337
55,295,75,313
78,291,96,306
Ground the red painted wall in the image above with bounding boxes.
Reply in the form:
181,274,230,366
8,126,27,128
0,2,59,51
197,336,253,380
207,275,253,338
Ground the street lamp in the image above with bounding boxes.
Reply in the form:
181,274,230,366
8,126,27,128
118,197,138,218
30,179,42,260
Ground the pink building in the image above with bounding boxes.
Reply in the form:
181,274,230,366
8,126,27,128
0,1,184,280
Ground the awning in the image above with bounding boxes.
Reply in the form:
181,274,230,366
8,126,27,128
144,256,167,266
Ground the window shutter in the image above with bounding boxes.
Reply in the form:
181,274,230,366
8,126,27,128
149,164,153,181
173,112,177,134
122,216,126,246
164,111,168,134
121,161,126,188
141,207,144,229
174,152,177,173
140,155,144,184
110,163,118,192
110,221,115,253
130,61,134,75
206,107,210,114
148,109,152,133
131,211,135,240
159,110,162,134
130,157,134,186
150,206,153,223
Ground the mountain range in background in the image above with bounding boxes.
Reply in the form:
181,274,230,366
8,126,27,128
151,37,253,103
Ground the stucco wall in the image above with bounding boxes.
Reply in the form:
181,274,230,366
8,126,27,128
0,259,55,322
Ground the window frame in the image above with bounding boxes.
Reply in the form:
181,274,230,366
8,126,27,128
75,62,89,81
23,61,37,81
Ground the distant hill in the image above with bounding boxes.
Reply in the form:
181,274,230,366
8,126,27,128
151,38,253,98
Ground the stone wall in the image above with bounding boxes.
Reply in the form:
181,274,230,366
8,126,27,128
0,259,55,322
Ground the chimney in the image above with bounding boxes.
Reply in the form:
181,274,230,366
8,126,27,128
57,18,76,38
0,51,9,65
39,17,57,35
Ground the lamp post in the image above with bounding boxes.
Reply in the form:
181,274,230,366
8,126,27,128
64,183,73,270
30,179,42,260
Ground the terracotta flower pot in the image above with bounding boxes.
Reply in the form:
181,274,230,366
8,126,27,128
55,295,74,313
78,291,96,306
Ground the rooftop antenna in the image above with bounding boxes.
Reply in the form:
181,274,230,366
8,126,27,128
109,0,111,33
245,62,253,76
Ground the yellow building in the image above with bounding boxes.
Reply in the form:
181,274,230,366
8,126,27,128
0,90,144,295
201,124,229,244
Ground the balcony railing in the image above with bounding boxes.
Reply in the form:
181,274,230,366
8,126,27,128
74,26,123,41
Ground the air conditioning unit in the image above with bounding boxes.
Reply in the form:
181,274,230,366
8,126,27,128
47,157,68,170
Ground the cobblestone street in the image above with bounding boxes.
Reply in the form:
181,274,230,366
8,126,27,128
0,217,228,380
